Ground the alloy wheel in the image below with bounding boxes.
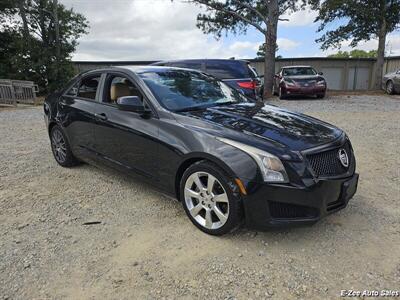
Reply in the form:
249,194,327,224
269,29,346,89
51,129,67,163
184,171,229,230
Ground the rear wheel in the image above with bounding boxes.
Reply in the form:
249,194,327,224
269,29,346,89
180,161,243,235
386,80,394,95
50,125,80,167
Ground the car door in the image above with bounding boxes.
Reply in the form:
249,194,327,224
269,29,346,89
59,73,101,159
93,72,160,179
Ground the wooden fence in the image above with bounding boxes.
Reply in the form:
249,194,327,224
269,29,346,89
0,79,38,106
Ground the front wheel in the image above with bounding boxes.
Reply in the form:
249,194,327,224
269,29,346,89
279,87,286,100
180,161,243,235
386,80,394,95
316,93,325,99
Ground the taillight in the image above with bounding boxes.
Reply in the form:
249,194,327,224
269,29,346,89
237,81,256,89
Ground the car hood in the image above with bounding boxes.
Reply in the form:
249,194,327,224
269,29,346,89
178,102,342,151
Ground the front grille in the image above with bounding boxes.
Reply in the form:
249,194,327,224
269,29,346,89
293,79,316,87
269,202,318,219
306,142,352,177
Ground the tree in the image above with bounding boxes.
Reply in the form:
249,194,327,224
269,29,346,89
328,49,378,58
310,0,400,89
0,0,88,93
256,42,280,58
187,0,306,99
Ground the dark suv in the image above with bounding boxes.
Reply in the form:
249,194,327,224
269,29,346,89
151,59,261,100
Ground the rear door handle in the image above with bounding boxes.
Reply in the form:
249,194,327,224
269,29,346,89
95,113,108,121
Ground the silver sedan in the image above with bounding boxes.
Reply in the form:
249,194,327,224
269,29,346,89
382,69,400,94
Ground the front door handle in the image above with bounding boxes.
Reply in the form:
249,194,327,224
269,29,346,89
95,113,108,121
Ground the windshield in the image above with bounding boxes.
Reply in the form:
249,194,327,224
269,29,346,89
138,69,250,111
282,67,316,76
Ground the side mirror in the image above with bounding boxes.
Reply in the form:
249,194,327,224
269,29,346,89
117,96,145,113
318,71,323,75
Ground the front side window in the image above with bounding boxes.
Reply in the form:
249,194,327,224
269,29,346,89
103,75,143,104
138,69,250,111
282,67,317,76
77,75,101,100
65,81,79,96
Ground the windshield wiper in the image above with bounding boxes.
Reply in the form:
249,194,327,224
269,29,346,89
174,105,209,112
209,101,236,107
174,101,237,113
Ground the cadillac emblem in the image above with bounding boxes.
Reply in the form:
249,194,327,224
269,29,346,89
338,148,349,168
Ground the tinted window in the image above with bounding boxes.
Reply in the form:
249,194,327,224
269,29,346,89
170,62,202,71
282,67,316,76
77,75,101,100
206,61,250,79
139,69,249,111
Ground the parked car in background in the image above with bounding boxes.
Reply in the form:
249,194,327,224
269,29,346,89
273,66,327,99
44,66,358,235
151,59,261,100
382,69,400,94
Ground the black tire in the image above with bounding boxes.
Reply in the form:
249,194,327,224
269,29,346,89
278,87,286,100
180,161,243,235
50,125,80,167
272,85,277,96
386,80,394,95
316,93,325,99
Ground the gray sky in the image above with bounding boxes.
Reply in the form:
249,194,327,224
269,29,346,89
61,0,400,61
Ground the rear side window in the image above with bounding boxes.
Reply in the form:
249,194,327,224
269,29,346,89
205,61,251,79
77,75,101,100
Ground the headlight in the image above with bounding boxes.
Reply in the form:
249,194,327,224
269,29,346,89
283,79,296,86
217,138,288,183
316,79,325,85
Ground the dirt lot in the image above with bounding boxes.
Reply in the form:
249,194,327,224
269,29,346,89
0,95,399,299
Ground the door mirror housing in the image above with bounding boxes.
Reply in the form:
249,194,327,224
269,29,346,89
117,96,145,113
318,71,323,75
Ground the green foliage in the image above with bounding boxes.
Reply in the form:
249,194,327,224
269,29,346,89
0,0,88,93
191,0,305,38
328,49,378,58
256,43,279,58
310,0,400,50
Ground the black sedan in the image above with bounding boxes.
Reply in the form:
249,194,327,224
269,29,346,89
44,66,358,235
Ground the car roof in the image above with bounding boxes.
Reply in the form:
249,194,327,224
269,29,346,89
81,65,204,75
153,58,250,64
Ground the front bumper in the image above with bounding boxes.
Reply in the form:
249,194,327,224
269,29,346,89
283,85,326,95
243,173,359,229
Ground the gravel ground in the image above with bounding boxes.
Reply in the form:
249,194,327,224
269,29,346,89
0,94,399,300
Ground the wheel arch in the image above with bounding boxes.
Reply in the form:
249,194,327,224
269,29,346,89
174,152,238,201
48,121,58,135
